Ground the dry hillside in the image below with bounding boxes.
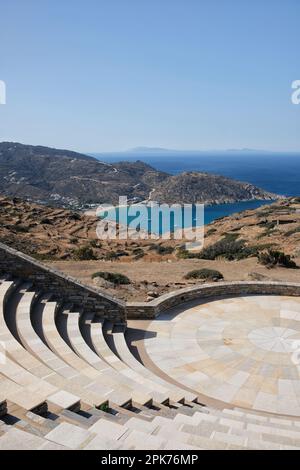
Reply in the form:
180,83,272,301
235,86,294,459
1,195,300,301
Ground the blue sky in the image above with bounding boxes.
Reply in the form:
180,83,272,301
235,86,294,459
1,0,300,152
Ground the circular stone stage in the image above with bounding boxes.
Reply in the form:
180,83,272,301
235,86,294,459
143,295,300,417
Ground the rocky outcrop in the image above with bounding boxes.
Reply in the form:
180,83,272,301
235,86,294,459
150,172,278,205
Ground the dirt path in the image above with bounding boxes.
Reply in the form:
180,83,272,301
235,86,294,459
48,256,300,302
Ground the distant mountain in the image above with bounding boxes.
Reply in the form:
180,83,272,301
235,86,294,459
0,142,279,208
94,148,299,157
129,146,173,153
97,147,279,155
130,147,265,154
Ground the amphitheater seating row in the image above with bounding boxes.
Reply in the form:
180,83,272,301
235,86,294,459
0,276,300,449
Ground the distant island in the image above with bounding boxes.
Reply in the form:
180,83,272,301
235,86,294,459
93,147,299,157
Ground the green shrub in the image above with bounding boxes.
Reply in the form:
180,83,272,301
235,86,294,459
132,247,144,255
104,250,128,260
177,236,256,261
221,232,240,241
32,253,56,261
91,271,131,285
251,243,277,251
206,227,217,236
258,250,298,269
284,226,300,237
157,245,174,255
133,251,145,260
184,269,223,281
69,213,81,221
104,251,119,261
73,245,96,260
176,248,192,259
149,244,174,255
258,220,277,230
198,238,256,261
40,217,52,225
14,224,30,233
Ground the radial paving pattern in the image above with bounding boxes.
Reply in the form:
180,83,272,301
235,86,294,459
143,296,300,417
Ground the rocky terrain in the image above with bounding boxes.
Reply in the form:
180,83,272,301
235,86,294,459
0,195,177,261
0,142,278,208
202,197,300,256
1,194,300,301
150,171,277,204
50,197,300,301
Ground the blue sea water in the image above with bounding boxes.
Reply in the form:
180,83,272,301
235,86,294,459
93,152,300,228
100,199,270,236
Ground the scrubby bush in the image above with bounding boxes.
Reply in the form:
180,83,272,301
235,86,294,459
252,242,277,251
32,253,57,261
198,238,256,261
221,232,240,241
14,224,30,233
132,248,145,260
176,247,192,259
258,250,298,269
40,217,52,225
284,226,300,237
206,227,217,236
91,271,131,285
104,250,128,260
132,247,144,255
149,244,174,255
69,213,81,221
184,268,223,281
177,237,256,261
73,245,96,260
104,251,119,261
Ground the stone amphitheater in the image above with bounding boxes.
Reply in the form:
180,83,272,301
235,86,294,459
1,241,300,450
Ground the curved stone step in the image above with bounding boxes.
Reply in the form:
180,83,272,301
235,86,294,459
1,281,106,408
42,304,152,406
108,323,197,403
62,310,134,407
89,318,172,404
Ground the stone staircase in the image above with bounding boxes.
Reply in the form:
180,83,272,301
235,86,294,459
0,276,300,450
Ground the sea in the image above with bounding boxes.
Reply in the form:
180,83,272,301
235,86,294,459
92,151,300,230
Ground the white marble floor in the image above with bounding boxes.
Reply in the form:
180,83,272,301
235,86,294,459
143,295,300,416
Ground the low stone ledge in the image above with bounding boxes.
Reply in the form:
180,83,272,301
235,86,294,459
0,242,126,323
126,281,300,319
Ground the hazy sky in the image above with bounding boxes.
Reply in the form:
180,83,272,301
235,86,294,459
1,0,300,152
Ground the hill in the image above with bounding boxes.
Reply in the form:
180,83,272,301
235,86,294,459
1,195,300,301
0,142,278,208
151,171,277,205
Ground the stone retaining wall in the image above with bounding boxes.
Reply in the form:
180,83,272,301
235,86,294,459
2,241,300,323
126,281,300,319
0,242,126,323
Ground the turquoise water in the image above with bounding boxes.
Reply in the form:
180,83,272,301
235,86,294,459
99,199,273,234
203,199,273,224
